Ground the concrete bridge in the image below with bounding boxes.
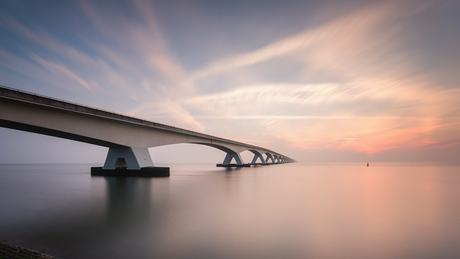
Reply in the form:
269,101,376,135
0,85,295,176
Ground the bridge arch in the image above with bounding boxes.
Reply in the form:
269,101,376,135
247,149,266,164
265,153,275,164
187,143,274,166
189,142,244,166
102,142,274,169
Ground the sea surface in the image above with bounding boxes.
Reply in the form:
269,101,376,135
1,163,460,259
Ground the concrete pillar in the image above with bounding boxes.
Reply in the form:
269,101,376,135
103,147,154,170
250,151,265,164
265,153,275,164
222,152,243,165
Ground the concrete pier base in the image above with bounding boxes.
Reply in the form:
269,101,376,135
251,163,271,166
91,166,170,177
216,164,251,168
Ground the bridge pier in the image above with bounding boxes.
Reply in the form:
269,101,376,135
265,153,275,164
216,151,250,167
91,147,169,177
249,150,268,165
274,155,281,164
103,147,153,170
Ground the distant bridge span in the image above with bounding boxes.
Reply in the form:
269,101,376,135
0,86,294,172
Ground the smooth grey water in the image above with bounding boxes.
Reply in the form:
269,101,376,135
1,163,460,259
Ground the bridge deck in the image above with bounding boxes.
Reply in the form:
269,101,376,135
0,85,274,153
0,85,295,172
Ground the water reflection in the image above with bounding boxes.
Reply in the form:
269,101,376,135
1,163,460,258
105,177,151,229
0,165,168,259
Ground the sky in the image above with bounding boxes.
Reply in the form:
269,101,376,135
1,0,460,164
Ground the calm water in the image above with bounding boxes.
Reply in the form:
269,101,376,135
1,163,460,259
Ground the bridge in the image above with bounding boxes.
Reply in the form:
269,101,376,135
0,85,295,176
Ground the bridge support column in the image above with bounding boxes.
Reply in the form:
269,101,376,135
217,151,249,167
222,152,243,165
103,147,154,170
92,147,169,177
250,151,267,165
265,153,275,164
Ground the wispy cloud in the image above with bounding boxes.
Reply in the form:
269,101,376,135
77,0,199,116
126,100,205,132
188,3,399,82
179,1,460,154
1,0,204,130
1,0,459,160
184,81,446,107
31,54,98,92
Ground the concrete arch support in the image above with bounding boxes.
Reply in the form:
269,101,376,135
249,150,266,164
103,147,154,170
222,151,243,165
265,153,275,164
